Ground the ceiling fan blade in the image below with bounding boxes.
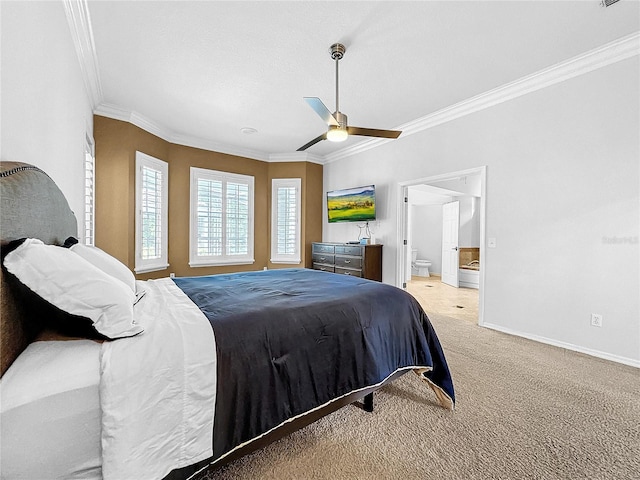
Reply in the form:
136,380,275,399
297,132,327,151
304,97,339,126
347,126,402,139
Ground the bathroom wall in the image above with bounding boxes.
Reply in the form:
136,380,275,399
410,204,443,275
459,196,480,247
410,195,478,276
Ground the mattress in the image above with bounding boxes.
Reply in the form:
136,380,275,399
0,338,102,480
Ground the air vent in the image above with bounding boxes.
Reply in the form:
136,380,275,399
601,0,621,7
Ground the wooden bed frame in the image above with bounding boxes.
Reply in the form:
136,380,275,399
169,370,407,479
0,161,407,479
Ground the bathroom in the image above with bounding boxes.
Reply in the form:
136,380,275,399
408,183,481,289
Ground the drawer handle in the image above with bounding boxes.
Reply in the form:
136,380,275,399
320,267,327,271
344,272,351,275
344,260,350,264
320,257,326,261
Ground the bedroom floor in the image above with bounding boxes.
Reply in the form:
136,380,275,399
406,275,479,324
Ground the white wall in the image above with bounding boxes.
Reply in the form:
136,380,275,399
324,57,640,365
1,0,92,227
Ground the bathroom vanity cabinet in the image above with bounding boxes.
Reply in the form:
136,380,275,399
311,242,383,282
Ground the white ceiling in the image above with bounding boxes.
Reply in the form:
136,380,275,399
87,0,639,160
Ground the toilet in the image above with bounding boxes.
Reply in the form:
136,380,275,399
411,248,431,277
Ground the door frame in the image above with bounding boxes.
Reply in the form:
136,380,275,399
396,166,487,326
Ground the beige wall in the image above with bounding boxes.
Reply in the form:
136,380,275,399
303,162,323,268
94,115,322,279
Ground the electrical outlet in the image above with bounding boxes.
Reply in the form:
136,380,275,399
169,273,175,278
591,313,603,328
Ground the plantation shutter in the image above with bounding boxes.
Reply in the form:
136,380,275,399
135,152,169,273
276,185,297,255
271,178,301,264
189,167,254,266
84,137,95,246
196,178,223,257
226,181,250,255
141,165,164,260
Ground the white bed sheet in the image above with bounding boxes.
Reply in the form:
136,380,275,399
0,339,103,480
0,277,216,480
99,277,217,480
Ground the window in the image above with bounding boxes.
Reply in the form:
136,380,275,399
271,178,301,264
135,152,169,273
84,133,95,246
190,167,254,266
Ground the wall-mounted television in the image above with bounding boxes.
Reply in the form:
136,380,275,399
327,185,376,223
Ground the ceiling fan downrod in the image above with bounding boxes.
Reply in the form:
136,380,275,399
329,43,346,116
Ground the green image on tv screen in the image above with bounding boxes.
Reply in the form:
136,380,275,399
327,185,376,223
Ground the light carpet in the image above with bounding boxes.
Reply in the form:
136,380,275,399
203,313,639,480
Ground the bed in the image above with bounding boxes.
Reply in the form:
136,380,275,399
0,161,455,480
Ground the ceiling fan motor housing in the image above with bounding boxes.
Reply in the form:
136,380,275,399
329,43,346,60
333,111,347,129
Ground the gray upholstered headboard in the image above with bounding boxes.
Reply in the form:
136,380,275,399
0,161,78,376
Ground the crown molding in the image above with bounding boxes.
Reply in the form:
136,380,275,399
95,103,271,162
95,104,322,163
95,103,173,142
63,0,103,107
268,152,325,165
93,103,130,122
324,31,640,164
94,31,638,165
169,133,270,162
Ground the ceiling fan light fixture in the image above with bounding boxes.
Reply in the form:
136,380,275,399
326,126,348,142
296,42,402,151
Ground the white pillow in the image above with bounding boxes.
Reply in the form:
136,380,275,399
69,243,136,294
3,239,143,339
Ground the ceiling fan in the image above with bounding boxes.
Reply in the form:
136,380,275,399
297,43,402,151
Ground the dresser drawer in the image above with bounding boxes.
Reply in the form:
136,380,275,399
313,243,335,254
335,267,362,277
335,245,362,256
312,253,334,264
313,263,335,273
334,256,362,269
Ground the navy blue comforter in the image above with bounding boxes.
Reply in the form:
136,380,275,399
174,268,454,460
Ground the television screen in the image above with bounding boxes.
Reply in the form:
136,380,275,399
327,185,376,223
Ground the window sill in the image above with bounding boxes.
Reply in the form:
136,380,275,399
189,259,255,267
134,263,169,274
270,258,301,265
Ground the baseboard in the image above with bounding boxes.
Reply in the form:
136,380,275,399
482,322,640,368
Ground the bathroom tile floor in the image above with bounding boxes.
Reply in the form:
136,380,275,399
406,275,479,324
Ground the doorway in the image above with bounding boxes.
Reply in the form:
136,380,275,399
396,166,487,326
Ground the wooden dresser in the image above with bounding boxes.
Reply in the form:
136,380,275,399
311,242,383,282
